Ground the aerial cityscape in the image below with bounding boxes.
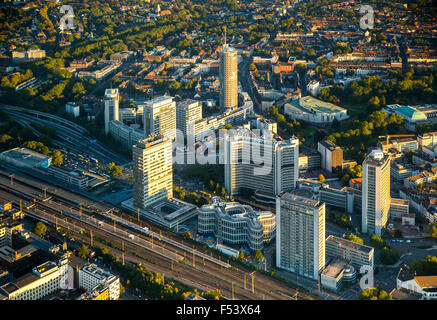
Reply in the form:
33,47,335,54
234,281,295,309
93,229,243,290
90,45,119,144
0,0,436,306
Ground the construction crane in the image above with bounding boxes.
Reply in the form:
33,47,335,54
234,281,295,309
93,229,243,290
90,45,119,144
378,134,415,152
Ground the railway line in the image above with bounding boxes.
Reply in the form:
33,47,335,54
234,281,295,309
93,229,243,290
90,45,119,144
0,170,319,300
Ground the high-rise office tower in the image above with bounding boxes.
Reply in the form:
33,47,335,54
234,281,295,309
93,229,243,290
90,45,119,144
224,129,299,196
276,192,325,280
176,99,202,136
143,96,177,140
219,44,238,110
132,136,173,209
362,149,391,236
104,88,119,135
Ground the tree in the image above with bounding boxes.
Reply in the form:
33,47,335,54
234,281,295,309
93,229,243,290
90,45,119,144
254,250,263,263
33,221,47,237
78,244,90,259
318,174,325,183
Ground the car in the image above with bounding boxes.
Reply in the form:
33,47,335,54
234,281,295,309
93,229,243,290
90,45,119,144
406,240,411,243
399,240,404,243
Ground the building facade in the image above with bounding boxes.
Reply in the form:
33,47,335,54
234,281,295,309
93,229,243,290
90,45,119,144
79,264,120,300
318,140,343,173
325,235,374,269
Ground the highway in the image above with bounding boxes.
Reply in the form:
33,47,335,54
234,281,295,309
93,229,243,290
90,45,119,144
0,104,128,166
0,170,320,300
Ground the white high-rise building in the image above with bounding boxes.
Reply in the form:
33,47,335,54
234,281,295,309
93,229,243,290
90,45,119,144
276,192,325,280
224,128,299,196
362,149,391,236
176,99,202,136
132,135,173,209
79,264,120,300
143,96,177,140
104,88,119,135
219,44,238,110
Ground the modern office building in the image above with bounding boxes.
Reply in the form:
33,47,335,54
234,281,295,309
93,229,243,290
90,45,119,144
219,44,238,109
78,264,120,300
198,197,275,251
176,99,202,136
104,88,119,135
132,136,173,209
325,235,374,269
224,128,299,196
318,140,343,173
0,259,68,300
143,96,177,140
276,192,325,280
187,107,247,141
362,150,391,236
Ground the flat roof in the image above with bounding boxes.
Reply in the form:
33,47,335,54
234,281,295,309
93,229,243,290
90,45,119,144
326,235,374,254
281,191,321,208
0,148,50,167
322,259,349,278
300,96,347,114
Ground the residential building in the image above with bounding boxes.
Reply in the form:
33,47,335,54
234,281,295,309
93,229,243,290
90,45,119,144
362,150,391,236
104,89,119,135
276,192,325,280
143,96,177,140
132,136,173,209
198,197,276,251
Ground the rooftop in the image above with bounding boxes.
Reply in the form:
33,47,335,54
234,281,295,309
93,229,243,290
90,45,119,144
326,235,374,254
